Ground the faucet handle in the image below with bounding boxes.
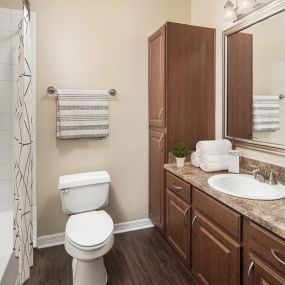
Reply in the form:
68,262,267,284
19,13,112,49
250,165,260,176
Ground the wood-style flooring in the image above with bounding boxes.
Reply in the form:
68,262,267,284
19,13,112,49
25,228,197,285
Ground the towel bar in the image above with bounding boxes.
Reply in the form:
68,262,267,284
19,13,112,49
47,86,117,96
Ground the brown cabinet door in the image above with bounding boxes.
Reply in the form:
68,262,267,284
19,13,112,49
149,25,166,128
247,254,285,285
227,32,253,139
166,189,191,267
149,130,165,233
192,211,241,285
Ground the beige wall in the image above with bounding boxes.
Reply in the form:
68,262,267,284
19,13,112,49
28,0,190,236
0,0,21,9
191,0,285,167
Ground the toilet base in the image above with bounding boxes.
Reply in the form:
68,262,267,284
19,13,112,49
72,257,107,285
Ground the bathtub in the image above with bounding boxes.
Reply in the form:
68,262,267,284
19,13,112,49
0,211,18,285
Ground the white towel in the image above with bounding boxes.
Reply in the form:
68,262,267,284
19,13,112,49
200,154,229,163
196,139,232,157
200,160,228,172
191,152,200,168
253,95,280,132
56,89,109,140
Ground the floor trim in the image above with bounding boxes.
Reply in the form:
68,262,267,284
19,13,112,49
37,218,154,249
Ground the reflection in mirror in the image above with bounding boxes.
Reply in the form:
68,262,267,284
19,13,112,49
227,11,285,146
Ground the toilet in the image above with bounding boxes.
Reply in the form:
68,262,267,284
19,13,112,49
58,171,114,285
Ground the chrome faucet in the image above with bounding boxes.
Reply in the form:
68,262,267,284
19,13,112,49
251,166,278,185
252,167,267,183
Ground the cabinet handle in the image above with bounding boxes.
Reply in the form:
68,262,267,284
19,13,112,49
247,261,254,284
158,107,164,121
158,134,164,150
271,249,285,266
171,182,182,191
183,207,190,227
192,215,197,234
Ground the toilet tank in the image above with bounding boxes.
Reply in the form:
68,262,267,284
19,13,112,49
58,171,111,215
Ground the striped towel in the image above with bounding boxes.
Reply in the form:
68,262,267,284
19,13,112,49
253,95,280,132
56,89,109,140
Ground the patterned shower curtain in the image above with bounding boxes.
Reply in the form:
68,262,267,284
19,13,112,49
13,3,34,284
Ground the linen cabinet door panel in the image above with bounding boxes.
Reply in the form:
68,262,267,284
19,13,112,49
166,189,190,267
149,130,165,233
149,25,166,128
192,212,241,285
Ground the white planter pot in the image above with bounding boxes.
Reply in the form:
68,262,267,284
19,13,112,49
176,157,186,168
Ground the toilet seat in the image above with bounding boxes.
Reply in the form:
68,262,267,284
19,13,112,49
66,210,113,249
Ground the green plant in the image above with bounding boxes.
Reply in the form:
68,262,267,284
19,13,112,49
171,143,189,158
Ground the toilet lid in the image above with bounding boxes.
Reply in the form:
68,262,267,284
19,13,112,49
66,211,113,247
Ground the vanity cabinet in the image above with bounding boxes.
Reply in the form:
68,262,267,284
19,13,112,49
244,220,285,285
165,172,191,267
164,170,285,285
149,22,215,234
192,188,241,285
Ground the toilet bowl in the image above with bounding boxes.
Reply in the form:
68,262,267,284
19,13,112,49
58,171,113,285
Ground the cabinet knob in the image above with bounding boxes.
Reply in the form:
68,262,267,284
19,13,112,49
183,207,190,227
247,261,254,283
271,249,285,266
171,182,182,191
158,134,164,150
192,215,197,234
158,107,164,121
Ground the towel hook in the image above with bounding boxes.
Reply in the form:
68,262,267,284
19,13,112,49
47,86,117,96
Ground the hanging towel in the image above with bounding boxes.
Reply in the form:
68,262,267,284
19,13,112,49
191,152,200,168
56,89,109,140
196,139,232,157
253,95,280,132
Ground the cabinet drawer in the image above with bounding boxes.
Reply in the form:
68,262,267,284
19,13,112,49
249,222,285,275
193,188,241,242
166,172,191,203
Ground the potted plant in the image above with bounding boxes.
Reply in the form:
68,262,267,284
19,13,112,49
171,143,189,168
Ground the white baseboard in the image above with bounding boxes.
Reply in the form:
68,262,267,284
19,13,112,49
113,218,154,234
37,218,154,249
37,232,65,249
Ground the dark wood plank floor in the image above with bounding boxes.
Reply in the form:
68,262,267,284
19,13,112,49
25,228,197,285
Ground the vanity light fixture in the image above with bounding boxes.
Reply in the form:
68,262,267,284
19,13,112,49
238,0,254,13
224,1,237,21
224,0,269,22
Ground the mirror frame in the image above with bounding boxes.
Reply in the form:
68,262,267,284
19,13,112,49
223,0,285,156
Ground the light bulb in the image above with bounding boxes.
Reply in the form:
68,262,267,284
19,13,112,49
224,1,237,21
238,0,254,14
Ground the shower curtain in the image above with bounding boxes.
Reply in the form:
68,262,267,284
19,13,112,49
13,3,34,284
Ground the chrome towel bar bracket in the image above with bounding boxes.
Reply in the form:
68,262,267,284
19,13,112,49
47,86,117,96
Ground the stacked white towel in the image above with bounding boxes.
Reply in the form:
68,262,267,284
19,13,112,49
191,140,232,172
191,152,200,168
196,139,232,156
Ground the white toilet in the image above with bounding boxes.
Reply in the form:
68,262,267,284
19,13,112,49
58,171,114,285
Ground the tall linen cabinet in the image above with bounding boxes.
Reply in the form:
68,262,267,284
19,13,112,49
149,22,216,234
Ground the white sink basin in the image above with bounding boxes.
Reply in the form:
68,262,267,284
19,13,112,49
208,174,285,201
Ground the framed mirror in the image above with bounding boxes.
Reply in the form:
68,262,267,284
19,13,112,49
223,0,285,155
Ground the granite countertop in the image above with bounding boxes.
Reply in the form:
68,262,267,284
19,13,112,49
164,163,285,240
